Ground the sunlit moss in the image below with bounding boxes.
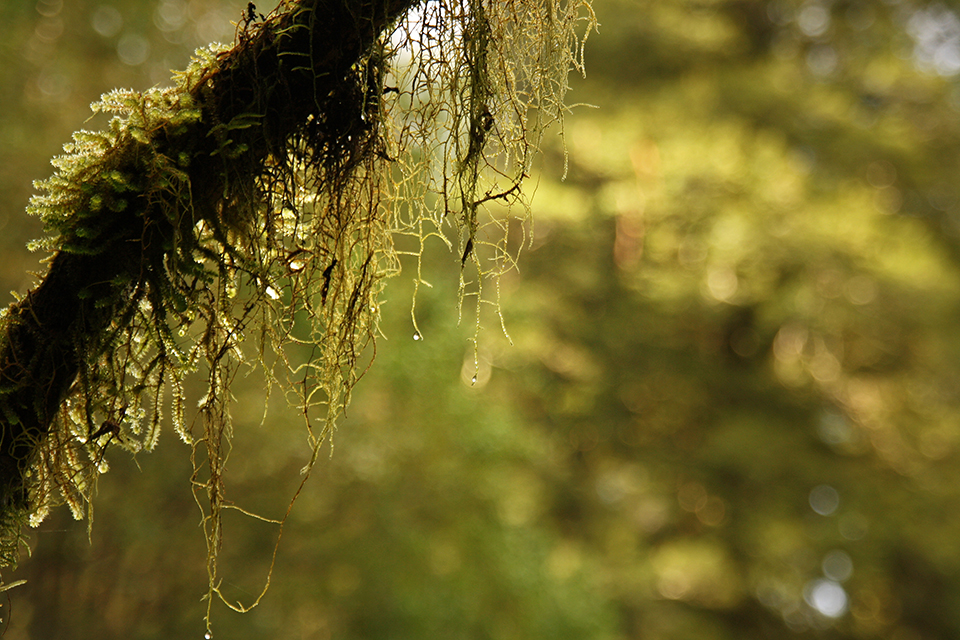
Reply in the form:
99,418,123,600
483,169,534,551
0,0,598,625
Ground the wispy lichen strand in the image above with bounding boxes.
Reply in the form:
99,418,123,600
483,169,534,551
385,0,596,348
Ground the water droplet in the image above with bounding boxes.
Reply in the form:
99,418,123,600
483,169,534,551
413,331,422,341
265,286,280,300
471,375,478,385
289,260,305,271
204,633,212,640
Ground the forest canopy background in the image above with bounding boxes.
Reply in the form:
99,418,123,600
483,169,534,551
5,0,960,639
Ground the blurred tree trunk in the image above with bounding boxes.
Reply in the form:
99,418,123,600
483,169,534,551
0,0,418,515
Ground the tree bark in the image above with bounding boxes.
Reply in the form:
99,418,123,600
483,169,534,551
0,0,419,513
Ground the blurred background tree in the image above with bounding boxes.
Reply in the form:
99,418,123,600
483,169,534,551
4,0,960,638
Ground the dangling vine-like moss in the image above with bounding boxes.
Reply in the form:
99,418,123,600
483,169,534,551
0,0,595,622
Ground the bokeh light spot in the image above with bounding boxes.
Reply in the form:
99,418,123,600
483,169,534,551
809,484,839,516
91,5,123,38
822,550,853,582
804,579,848,617
117,33,150,66
798,3,831,38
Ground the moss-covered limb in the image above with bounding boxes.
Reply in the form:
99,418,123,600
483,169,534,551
0,0,420,526
0,0,596,588
0,247,140,514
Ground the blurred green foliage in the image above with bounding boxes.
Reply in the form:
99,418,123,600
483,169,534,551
5,0,960,638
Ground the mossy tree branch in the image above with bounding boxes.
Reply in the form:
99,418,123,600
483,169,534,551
0,0,418,529
0,2,596,610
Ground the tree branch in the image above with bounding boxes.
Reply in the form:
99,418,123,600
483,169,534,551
0,0,419,516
